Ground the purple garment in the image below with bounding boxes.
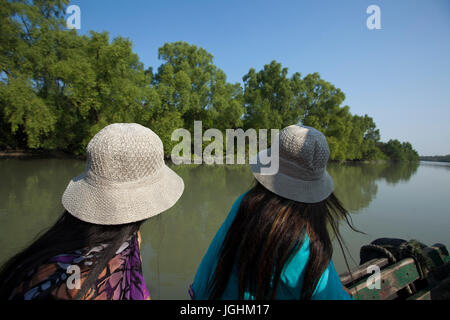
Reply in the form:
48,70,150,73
11,232,150,300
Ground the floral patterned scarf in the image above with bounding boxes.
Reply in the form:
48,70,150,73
10,231,150,300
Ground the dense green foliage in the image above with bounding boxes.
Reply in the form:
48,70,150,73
419,155,450,163
242,63,388,161
377,140,419,162
0,0,418,162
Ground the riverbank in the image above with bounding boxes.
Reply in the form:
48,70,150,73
419,156,450,163
0,149,404,167
0,149,85,160
0,149,177,162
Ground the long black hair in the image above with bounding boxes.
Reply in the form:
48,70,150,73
0,211,144,300
208,181,361,300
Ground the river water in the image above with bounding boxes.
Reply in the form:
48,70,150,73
0,159,449,299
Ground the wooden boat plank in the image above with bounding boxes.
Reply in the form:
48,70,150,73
340,243,449,299
349,258,419,300
407,289,431,300
339,258,389,286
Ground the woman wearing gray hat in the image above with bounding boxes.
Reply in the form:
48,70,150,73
190,125,358,300
0,123,184,300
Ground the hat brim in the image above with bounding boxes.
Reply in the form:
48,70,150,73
249,149,334,204
62,165,184,225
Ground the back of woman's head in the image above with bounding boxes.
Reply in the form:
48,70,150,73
1,123,184,299
209,181,359,300
0,211,143,300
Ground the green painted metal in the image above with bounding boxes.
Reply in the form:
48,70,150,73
432,244,449,257
424,247,445,267
345,244,449,300
350,259,420,300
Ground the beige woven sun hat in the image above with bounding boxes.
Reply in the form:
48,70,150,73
62,123,184,225
250,124,334,204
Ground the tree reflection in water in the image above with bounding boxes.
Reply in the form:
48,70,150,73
0,159,421,299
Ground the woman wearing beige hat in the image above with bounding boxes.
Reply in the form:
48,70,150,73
0,123,184,300
190,124,359,300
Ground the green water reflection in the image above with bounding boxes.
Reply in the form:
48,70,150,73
1,159,448,299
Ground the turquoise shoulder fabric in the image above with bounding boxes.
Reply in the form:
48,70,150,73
192,192,352,300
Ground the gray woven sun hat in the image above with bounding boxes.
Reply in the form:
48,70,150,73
62,123,184,225
250,124,334,204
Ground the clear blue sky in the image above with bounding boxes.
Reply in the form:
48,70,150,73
69,0,450,156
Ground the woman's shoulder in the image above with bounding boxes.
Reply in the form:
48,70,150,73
279,234,310,286
191,192,250,299
11,232,149,300
223,192,248,224
11,249,90,300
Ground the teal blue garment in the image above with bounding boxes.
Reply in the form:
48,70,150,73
192,192,352,300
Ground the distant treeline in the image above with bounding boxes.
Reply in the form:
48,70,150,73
377,140,419,162
0,0,418,162
419,155,450,163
